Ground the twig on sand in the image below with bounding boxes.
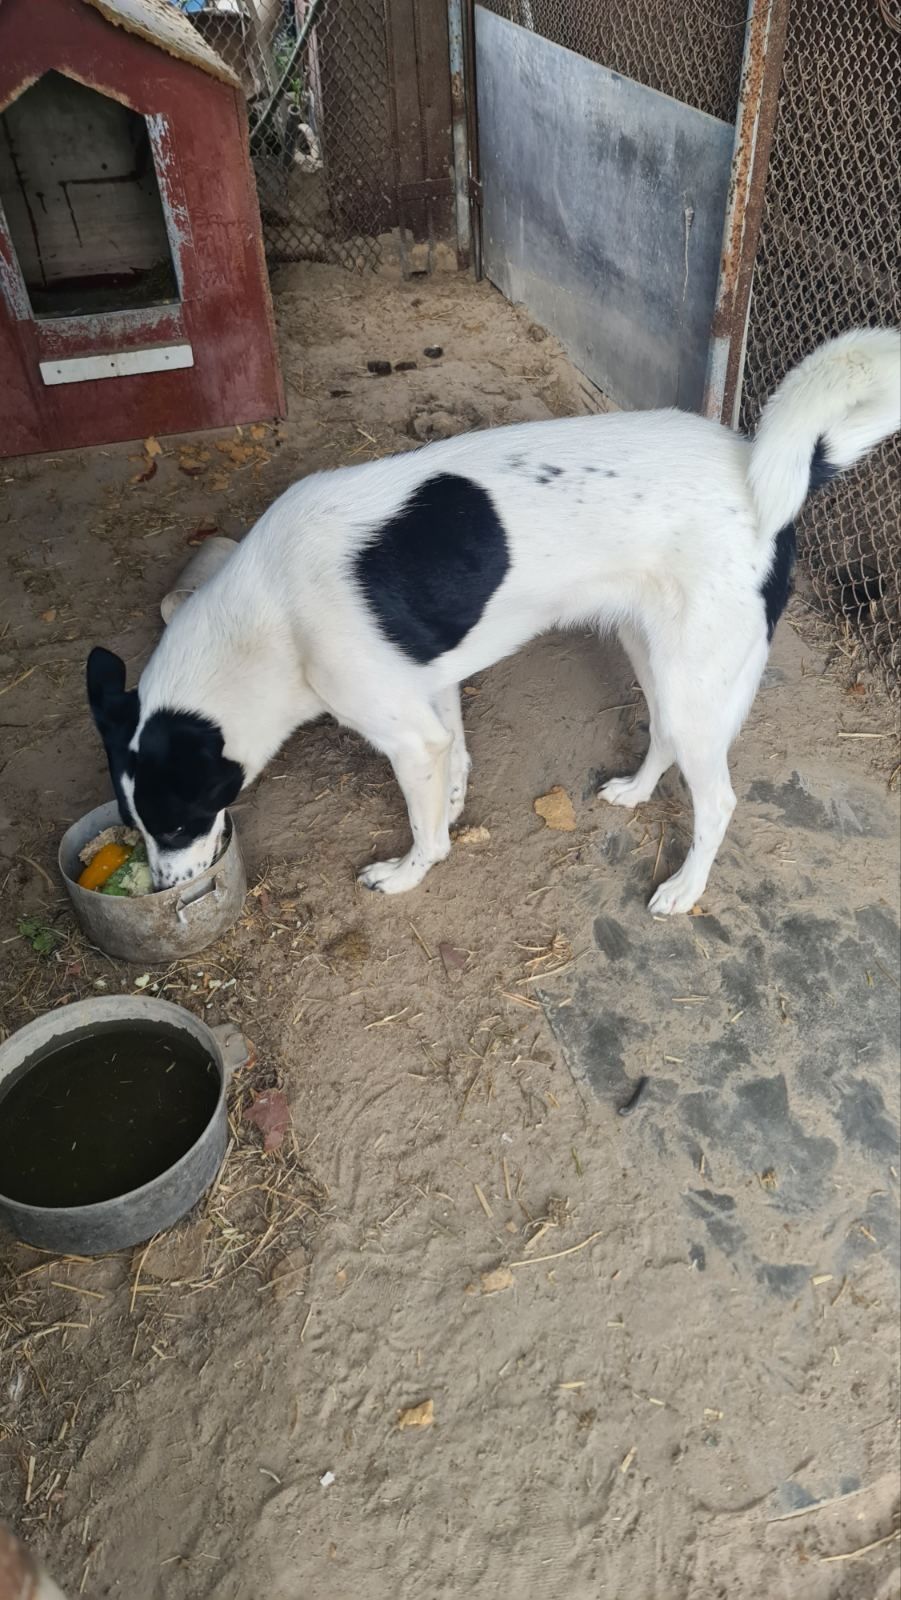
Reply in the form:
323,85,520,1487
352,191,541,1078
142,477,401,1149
509,1230,603,1268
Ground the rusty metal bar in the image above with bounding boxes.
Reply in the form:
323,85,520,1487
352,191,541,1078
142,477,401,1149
447,0,472,266
703,0,790,426
461,0,483,277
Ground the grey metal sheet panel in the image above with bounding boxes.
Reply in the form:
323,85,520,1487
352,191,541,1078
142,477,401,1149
475,6,734,411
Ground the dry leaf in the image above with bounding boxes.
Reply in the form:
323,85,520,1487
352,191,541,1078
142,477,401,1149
178,461,206,478
209,473,231,491
143,436,162,457
40,608,57,623
397,1399,434,1430
249,424,267,440
438,942,468,976
453,825,490,845
186,522,219,546
217,439,257,465
480,1266,514,1295
131,458,157,485
244,1089,291,1151
533,786,576,831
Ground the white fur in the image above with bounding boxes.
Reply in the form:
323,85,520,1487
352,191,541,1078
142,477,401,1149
136,329,900,911
749,327,901,542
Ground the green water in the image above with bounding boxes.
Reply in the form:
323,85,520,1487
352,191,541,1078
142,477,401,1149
0,1023,219,1208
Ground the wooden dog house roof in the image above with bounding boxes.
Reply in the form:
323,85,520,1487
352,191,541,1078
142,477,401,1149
80,0,241,88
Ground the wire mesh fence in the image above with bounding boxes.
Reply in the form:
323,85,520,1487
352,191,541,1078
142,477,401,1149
177,0,391,269
477,0,747,123
741,0,900,696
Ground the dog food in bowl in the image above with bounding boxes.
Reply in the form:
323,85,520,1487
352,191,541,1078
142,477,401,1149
77,827,153,895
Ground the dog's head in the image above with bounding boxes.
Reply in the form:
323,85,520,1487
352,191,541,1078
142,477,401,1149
87,648,244,890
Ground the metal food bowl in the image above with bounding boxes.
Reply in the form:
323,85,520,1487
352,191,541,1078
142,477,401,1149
59,800,246,963
0,996,250,1254
160,535,238,624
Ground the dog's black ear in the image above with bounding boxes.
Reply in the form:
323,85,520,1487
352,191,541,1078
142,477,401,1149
86,648,138,746
204,750,244,812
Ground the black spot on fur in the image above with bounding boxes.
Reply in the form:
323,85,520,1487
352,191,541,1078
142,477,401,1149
356,474,509,664
134,710,244,844
761,522,797,640
605,469,617,478
536,474,552,486
541,464,563,478
809,435,839,493
507,455,525,470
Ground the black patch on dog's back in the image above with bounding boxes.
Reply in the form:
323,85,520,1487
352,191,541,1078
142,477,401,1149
809,435,839,493
760,437,838,640
135,709,244,843
761,522,797,640
356,473,510,664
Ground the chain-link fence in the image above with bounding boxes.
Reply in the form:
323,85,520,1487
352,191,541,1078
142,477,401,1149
478,0,747,123
177,0,391,269
741,0,900,696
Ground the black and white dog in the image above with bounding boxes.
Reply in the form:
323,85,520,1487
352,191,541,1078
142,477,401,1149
88,329,900,913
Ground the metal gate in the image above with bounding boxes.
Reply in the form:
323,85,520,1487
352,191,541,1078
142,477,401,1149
469,0,788,416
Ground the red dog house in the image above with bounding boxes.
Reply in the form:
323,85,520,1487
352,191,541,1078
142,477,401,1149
0,0,284,457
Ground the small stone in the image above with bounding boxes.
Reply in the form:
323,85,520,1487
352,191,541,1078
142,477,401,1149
395,360,418,372
423,346,443,359
367,359,392,376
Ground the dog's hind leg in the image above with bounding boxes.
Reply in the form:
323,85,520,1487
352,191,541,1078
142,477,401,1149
600,621,674,808
433,684,470,822
357,700,454,894
647,630,768,915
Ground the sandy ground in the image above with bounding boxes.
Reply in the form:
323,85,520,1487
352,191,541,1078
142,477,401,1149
1,266,899,1600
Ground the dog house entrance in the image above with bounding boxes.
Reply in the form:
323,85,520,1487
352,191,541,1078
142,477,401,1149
0,72,179,319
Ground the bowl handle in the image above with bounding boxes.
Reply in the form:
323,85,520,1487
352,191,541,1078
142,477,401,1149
211,1024,255,1080
175,877,222,923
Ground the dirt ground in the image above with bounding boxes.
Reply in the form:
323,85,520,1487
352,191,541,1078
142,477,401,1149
1,266,899,1600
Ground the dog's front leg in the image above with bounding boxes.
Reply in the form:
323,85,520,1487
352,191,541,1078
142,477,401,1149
359,715,453,894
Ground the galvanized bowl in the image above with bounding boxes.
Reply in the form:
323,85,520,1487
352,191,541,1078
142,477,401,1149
59,800,246,963
0,996,250,1254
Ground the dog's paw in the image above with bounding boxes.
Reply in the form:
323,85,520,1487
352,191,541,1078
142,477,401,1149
358,853,427,895
647,870,703,917
599,774,653,809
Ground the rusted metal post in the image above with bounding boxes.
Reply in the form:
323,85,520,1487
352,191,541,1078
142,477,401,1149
703,0,790,427
447,0,472,267
461,0,482,277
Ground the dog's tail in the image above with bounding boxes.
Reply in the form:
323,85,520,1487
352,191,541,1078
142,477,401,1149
748,327,901,544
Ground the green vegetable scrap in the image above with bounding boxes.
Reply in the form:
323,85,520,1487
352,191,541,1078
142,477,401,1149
100,840,154,897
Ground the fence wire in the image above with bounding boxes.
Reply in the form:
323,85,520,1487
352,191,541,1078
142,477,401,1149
180,0,390,269
478,0,747,123
741,0,900,696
